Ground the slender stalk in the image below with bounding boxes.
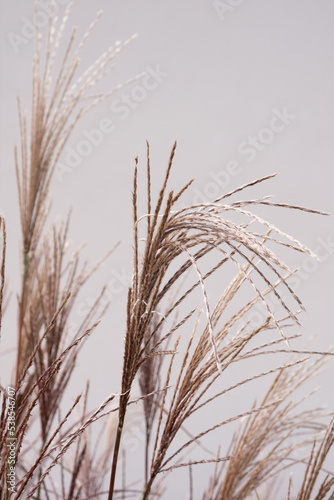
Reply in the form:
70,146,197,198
144,431,150,486
15,251,29,388
108,395,129,500
142,476,155,500
108,423,123,500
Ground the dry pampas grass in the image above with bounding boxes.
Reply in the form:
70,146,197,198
0,3,333,500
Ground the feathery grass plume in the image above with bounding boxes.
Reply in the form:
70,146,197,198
108,142,327,499
28,383,115,500
15,214,113,440
2,4,136,496
0,312,102,498
7,210,114,491
7,230,117,497
13,390,118,500
62,385,117,500
294,416,334,500
19,389,162,500
15,1,136,386
203,354,331,499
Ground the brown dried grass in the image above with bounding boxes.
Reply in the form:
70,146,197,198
0,5,333,500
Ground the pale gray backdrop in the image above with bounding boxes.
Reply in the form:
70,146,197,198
1,0,334,498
